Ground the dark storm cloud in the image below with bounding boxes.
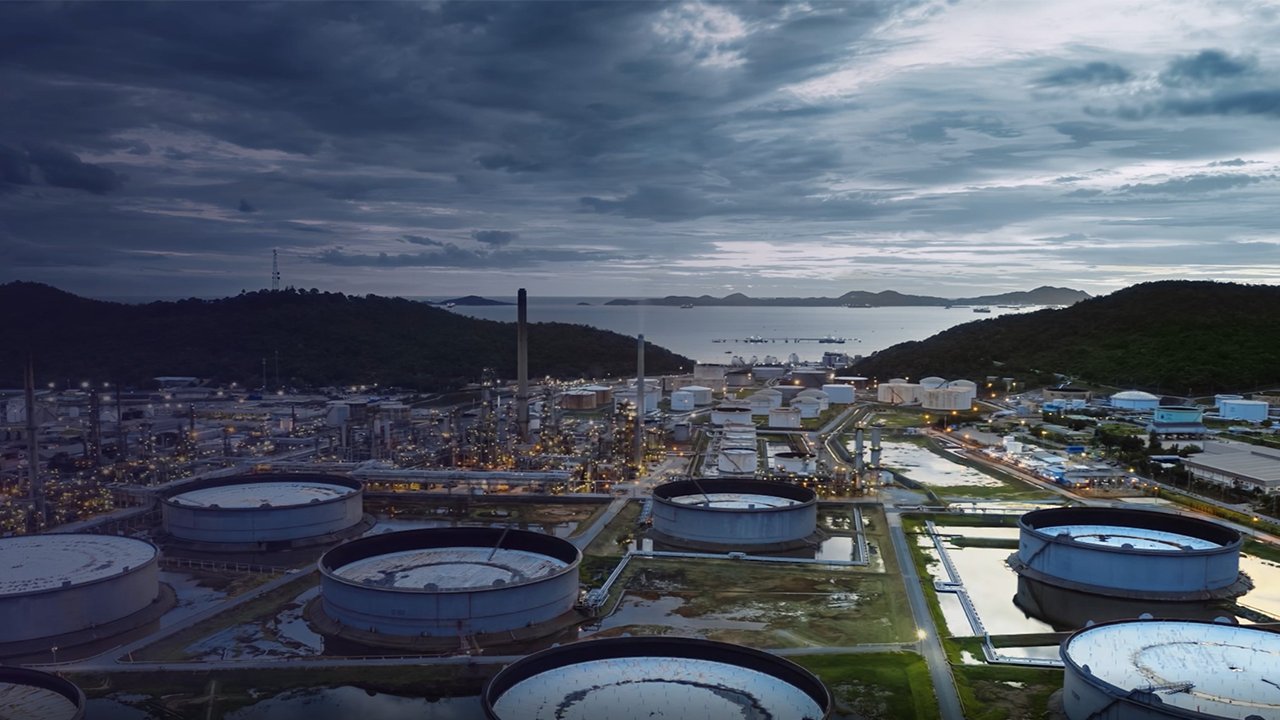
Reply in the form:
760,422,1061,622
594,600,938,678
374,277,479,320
313,245,621,268
1160,50,1255,86
1035,62,1131,87
580,186,719,222
1160,90,1280,118
4,143,126,194
401,235,443,247
470,230,518,248
475,154,547,173
238,199,257,213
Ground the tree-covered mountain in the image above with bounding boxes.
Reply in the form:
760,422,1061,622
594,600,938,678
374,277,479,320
604,286,1089,307
854,281,1280,394
0,283,691,390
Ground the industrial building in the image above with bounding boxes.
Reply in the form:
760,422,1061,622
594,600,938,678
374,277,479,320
0,534,165,652
482,637,832,720
1185,441,1280,494
768,406,803,428
1109,390,1160,411
0,667,86,720
1009,507,1248,601
822,383,856,404
1061,619,1280,720
1219,397,1269,422
650,479,818,551
317,527,582,641
1043,386,1092,402
1147,405,1208,437
161,472,367,551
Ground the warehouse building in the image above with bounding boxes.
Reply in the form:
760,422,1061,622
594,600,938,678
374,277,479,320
1185,441,1280,494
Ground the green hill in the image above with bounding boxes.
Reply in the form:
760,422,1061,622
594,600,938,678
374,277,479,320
854,281,1280,394
0,283,691,390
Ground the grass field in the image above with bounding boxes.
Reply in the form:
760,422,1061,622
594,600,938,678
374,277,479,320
797,652,941,720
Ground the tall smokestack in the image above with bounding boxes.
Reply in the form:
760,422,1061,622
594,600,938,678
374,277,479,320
870,425,883,478
24,355,44,522
635,334,645,471
516,288,530,444
854,427,865,475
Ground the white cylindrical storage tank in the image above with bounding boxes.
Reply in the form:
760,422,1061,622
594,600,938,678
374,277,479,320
923,387,968,411
759,388,784,407
1110,390,1160,411
822,384,855,404
582,385,614,404
683,386,714,406
946,380,977,407
1221,398,1269,422
722,431,756,450
670,390,694,412
791,397,821,419
769,407,803,428
773,451,817,475
618,391,657,413
1215,393,1244,406
717,448,758,475
650,479,820,551
796,389,829,411
318,527,581,640
878,382,922,405
1061,619,1280,720
161,473,366,549
789,369,830,388
710,404,754,426
747,392,774,416
1005,441,1024,455
0,535,163,652
920,376,947,390
1011,507,1248,600
752,365,787,378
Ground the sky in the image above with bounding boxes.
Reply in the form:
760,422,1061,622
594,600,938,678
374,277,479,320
3,1,1280,300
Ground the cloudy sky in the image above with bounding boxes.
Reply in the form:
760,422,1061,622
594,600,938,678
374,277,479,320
3,1,1280,299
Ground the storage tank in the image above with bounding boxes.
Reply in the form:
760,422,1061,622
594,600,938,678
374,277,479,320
711,404,754,426
877,382,922,405
789,369,830,388
1153,406,1203,424
0,535,164,652
920,376,947,389
483,637,833,720
752,365,787,379
791,396,822,419
0,667,86,720
318,527,581,641
1061,619,1280,720
757,388,783,407
725,370,753,388
1110,390,1160,411
650,479,819,550
683,386,714,406
1220,398,1269,422
1010,507,1249,600
822,384,855,404
747,392,775,416
560,389,598,410
717,448,758,475
581,385,613,404
796,389,830,411
774,451,817,475
670,390,694,412
923,387,968,411
768,407,802,428
162,473,366,550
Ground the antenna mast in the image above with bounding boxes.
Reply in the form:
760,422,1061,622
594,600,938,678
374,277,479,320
271,249,280,291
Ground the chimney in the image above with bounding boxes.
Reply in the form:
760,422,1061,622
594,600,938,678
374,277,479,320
870,425,883,478
635,334,645,471
516,288,530,444
854,427,865,475
24,355,44,522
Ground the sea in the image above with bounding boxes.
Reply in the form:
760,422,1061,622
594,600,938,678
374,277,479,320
429,297,1042,364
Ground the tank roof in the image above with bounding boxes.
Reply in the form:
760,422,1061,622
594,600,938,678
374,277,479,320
484,637,831,720
654,478,816,506
1064,620,1280,719
334,547,569,591
0,669,84,720
167,479,357,509
0,534,156,596
1112,390,1159,400
1038,524,1221,551
670,493,801,509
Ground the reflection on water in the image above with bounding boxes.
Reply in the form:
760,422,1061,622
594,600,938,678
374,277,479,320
873,442,1003,488
933,525,1020,541
184,586,325,660
944,544,1054,636
1239,554,1280,620
596,595,769,633
372,516,579,538
1014,576,1233,632
90,689,484,720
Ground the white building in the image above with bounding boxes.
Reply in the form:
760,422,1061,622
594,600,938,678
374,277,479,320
1185,441,1280,493
922,387,969,411
670,390,694,412
1111,390,1160,412
877,382,922,405
1220,398,1269,422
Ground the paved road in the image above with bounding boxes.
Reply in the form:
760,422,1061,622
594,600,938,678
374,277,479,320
886,508,966,720
569,496,631,550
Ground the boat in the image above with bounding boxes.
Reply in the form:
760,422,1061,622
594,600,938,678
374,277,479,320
744,335,769,344
819,335,846,344
680,303,694,309
445,302,456,309
973,306,991,313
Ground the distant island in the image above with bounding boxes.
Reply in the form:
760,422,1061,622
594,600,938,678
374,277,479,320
430,295,514,306
604,286,1089,308
0,283,691,389
854,280,1280,394
576,302,591,306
